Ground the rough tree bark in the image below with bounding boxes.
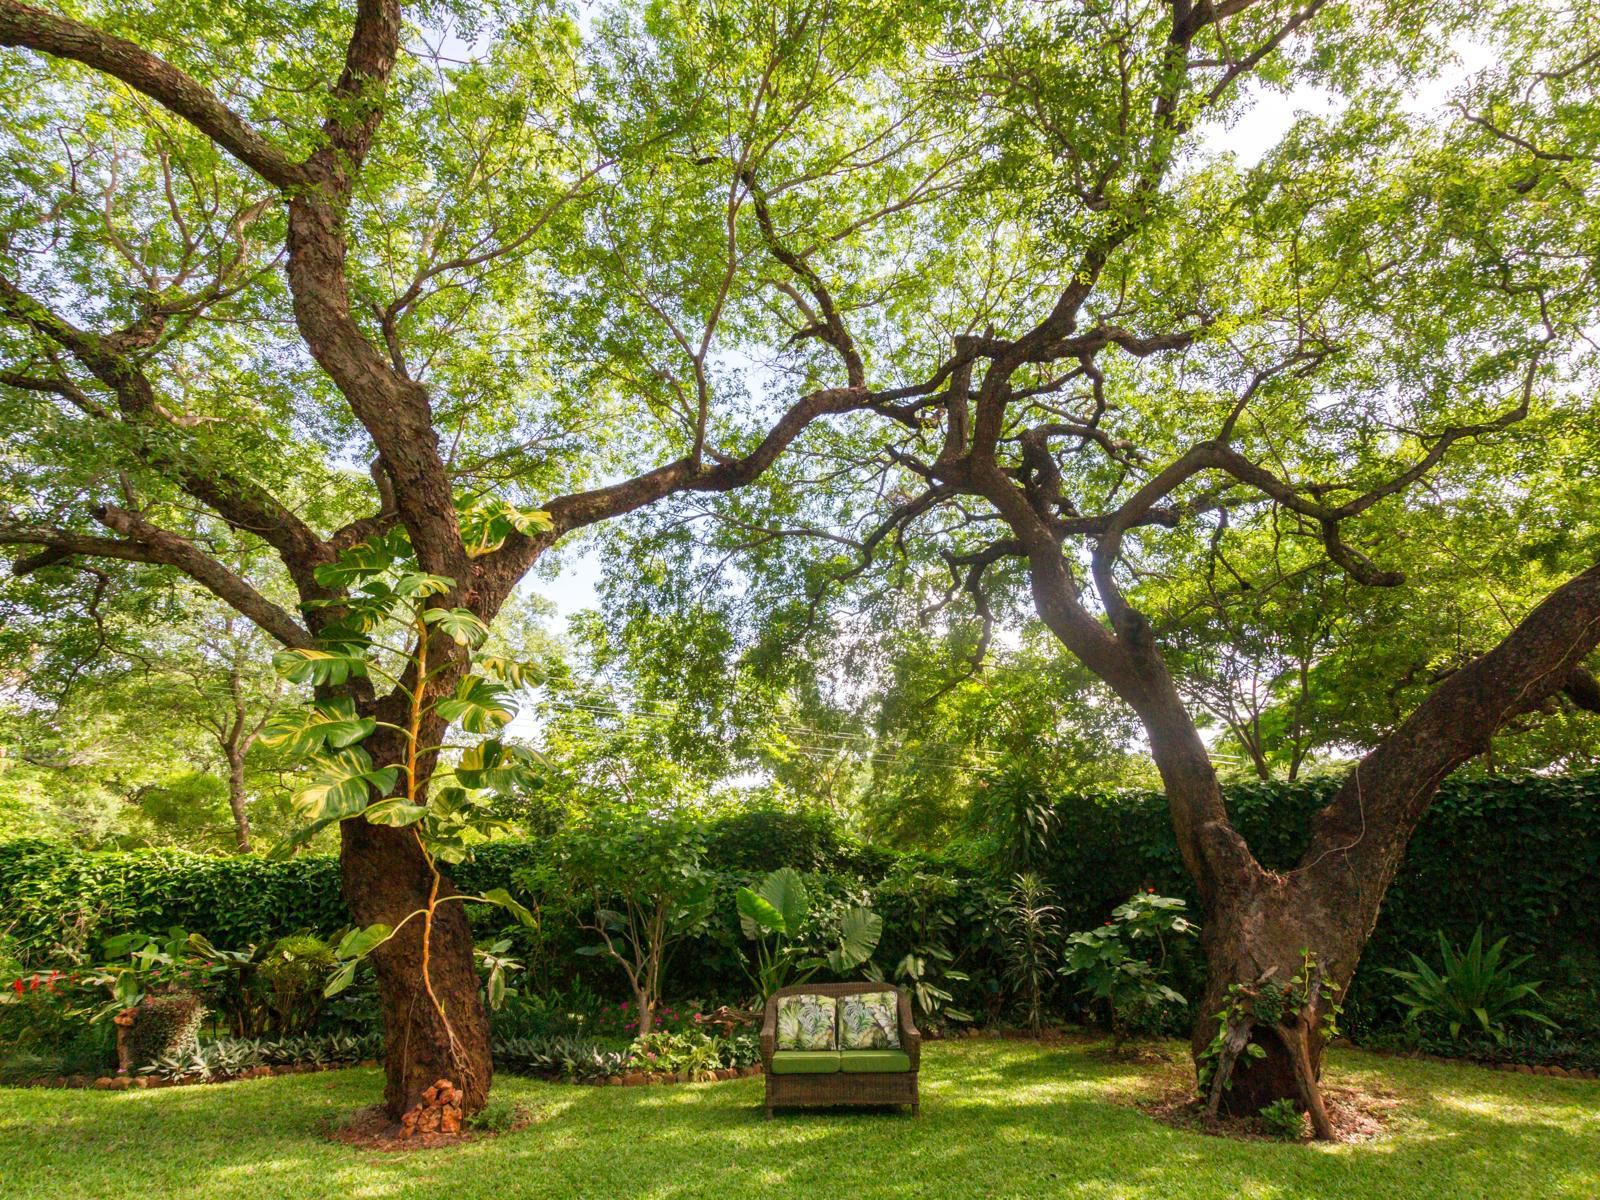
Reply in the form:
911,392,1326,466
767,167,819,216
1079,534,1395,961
341,818,492,1115
339,716,494,1116
1029,558,1600,1121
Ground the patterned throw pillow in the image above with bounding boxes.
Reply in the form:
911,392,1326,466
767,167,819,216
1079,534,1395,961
838,990,901,1050
775,993,838,1050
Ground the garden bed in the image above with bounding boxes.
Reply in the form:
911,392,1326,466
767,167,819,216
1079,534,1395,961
3,1057,767,1092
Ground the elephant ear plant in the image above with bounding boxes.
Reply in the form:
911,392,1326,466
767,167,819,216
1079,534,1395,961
736,868,883,1004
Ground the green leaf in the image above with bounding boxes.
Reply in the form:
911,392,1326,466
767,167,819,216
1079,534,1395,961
323,959,359,998
826,906,883,973
435,675,515,732
755,867,808,934
261,698,375,753
454,738,543,791
392,572,455,598
422,606,490,646
293,748,398,820
481,887,537,928
477,656,541,687
737,887,787,939
363,799,430,827
312,536,404,588
272,646,369,686
506,507,553,535
336,923,393,961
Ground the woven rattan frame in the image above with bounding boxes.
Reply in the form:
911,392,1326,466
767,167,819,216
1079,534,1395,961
760,982,920,1118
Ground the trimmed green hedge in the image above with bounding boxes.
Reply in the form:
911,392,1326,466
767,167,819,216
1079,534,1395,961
2,773,1595,1040
1024,773,1600,1037
0,843,346,954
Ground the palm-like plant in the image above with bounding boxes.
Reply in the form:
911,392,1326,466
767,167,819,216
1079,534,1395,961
1385,928,1554,1043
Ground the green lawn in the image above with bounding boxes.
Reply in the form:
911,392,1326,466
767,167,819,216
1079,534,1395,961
2,1039,1595,1199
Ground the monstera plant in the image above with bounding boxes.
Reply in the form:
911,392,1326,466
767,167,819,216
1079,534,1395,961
736,868,883,1005
259,525,547,1009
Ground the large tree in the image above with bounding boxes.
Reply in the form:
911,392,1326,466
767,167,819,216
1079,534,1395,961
592,0,1600,1133
0,0,955,1118
861,4,1599,1129
5,0,1597,1138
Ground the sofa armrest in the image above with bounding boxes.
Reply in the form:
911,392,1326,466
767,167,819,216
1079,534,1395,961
896,987,921,1070
760,998,777,1064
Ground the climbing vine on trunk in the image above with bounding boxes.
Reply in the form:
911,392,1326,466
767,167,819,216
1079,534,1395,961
262,519,547,1107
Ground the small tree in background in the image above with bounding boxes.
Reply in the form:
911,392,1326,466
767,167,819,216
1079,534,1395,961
555,808,715,1037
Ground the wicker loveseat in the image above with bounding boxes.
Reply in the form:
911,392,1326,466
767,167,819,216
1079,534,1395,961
760,982,920,1118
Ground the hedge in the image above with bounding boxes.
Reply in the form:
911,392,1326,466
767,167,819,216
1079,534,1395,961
1024,773,1600,1037
1,773,1595,1039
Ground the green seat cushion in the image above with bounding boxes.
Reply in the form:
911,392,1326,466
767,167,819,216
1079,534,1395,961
775,993,838,1050
839,1049,913,1074
770,1051,841,1075
839,990,901,1049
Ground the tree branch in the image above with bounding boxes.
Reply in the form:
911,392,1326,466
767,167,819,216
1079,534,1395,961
0,0,305,188
2,509,312,649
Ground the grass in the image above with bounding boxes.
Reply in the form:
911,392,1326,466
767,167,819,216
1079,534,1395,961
1,1038,1596,1199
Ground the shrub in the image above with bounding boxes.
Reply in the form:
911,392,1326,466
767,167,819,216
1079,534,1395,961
140,1031,381,1080
1061,893,1196,1049
0,1051,62,1084
1385,927,1554,1044
490,980,605,1040
466,1097,523,1133
628,1030,725,1080
254,934,336,1035
590,998,700,1038
736,867,882,1005
2,772,1596,1049
489,1029,756,1081
1259,1097,1304,1140
0,970,112,1075
999,873,1061,1033
492,1034,630,1081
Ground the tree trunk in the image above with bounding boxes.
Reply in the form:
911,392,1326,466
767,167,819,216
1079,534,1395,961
1188,872,1359,1116
225,749,251,853
340,817,492,1119
1020,541,1600,1130
635,985,655,1037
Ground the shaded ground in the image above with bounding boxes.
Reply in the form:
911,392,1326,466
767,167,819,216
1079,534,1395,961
2,1038,1595,1199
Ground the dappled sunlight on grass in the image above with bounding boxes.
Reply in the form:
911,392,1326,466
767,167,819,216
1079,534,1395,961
0,1040,1595,1199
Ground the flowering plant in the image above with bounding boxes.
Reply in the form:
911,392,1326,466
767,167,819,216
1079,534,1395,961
592,999,699,1038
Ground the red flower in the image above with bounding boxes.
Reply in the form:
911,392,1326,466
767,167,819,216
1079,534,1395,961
10,979,19,997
